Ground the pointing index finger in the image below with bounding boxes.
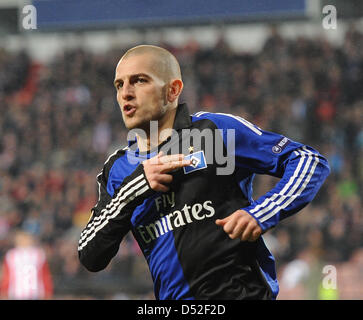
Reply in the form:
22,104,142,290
159,154,186,164
148,153,185,165
159,159,191,173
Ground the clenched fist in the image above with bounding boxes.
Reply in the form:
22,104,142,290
215,210,262,242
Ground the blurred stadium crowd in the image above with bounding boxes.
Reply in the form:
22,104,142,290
0,25,362,299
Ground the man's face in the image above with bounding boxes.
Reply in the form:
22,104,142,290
114,53,169,131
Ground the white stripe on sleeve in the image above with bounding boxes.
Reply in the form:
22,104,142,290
78,173,149,251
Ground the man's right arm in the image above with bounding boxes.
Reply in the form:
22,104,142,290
78,163,153,272
78,152,190,272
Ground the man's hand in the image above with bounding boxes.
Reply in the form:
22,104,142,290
215,210,262,242
143,151,191,192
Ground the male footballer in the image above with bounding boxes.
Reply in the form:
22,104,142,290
78,45,330,299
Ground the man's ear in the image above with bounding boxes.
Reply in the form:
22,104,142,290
167,79,183,103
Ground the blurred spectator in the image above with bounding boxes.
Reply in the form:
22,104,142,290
0,230,53,299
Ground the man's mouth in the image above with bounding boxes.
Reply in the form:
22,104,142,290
123,104,136,116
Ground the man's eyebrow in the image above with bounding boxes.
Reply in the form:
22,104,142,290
114,73,151,86
132,73,151,79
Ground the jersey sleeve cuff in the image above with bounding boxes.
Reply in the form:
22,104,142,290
129,163,156,199
243,206,277,232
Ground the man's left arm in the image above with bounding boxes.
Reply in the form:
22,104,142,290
242,145,330,232
212,113,330,240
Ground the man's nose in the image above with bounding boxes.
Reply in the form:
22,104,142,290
121,82,135,101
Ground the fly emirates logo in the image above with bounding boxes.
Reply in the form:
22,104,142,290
136,192,215,244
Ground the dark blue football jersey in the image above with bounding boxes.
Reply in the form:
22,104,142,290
78,103,330,300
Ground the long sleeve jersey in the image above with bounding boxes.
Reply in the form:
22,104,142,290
78,103,330,300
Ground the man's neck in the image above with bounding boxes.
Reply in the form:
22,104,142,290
136,106,178,152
